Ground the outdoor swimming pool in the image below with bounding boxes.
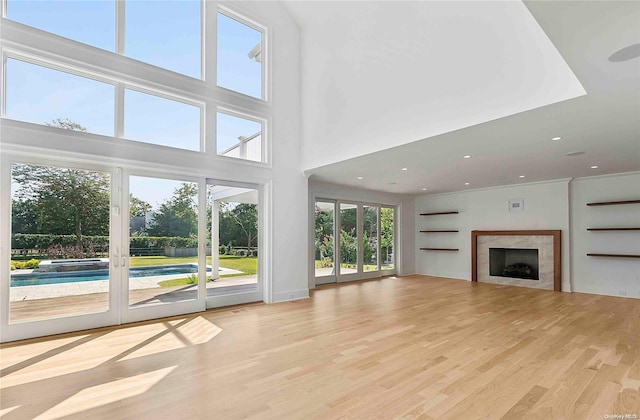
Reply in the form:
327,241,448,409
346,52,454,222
11,264,212,287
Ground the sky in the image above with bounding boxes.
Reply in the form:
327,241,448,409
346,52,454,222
4,0,263,155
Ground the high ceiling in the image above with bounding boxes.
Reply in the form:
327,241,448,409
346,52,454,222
285,1,640,195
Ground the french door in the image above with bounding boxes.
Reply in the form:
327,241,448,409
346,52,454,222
1,158,262,342
313,199,397,286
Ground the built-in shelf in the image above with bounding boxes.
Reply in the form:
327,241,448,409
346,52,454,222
587,228,640,231
587,253,640,259
419,211,459,252
419,211,459,216
586,199,640,206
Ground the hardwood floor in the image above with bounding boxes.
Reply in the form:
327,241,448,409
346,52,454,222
1,275,639,419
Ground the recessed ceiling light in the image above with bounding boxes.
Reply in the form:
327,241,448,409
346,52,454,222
464,155,472,159
590,165,599,169
401,167,408,171
422,188,427,191
552,137,562,141
566,151,585,157
356,176,363,180
464,182,470,186
519,175,526,178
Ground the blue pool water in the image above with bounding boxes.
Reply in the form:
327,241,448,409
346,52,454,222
11,264,212,287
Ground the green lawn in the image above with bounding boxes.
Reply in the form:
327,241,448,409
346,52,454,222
141,255,257,287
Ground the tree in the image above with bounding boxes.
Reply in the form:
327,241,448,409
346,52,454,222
11,120,110,254
228,203,258,249
12,164,110,249
147,183,198,238
130,195,151,218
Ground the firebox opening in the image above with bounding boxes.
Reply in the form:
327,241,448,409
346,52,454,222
489,248,539,280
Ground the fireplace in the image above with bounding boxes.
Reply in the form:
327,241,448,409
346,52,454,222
489,248,539,280
471,230,561,291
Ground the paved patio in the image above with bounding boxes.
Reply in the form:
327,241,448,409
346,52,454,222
9,274,258,323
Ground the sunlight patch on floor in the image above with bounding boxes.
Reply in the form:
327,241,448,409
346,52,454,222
40,366,177,419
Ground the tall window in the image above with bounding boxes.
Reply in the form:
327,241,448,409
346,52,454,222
6,0,116,51
125,0,201,78
124,89,201,151
2,2,268,160
216,111,263,162
217,11,264,99
5,58,115,137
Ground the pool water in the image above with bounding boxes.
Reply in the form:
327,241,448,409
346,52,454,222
11,264,212,287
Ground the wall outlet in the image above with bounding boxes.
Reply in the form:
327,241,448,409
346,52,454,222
619,291,627,297
288,293,295,299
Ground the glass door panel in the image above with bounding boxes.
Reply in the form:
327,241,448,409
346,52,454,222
127,176,200,308
207,183,261,306
339,203,358,275
381,207,395,271
363,205,379,272
9,163,112,323
314,201,335,280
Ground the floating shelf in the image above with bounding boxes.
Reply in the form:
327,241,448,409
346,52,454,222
419,211,459,216
420,230,459,233
587,253,640,259
586,199,640,206
420,248,459,251
587,228,640,231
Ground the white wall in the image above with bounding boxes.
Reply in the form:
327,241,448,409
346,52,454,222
570,172,640,299
414,180,572,291
308,180,415,288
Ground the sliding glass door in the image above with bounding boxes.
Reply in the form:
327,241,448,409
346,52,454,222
313,199,397,286
206,181,262,308
3,159,268,341
121,173,205,324
2,159,120,341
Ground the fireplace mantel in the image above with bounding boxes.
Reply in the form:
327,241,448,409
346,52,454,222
471,230,561,291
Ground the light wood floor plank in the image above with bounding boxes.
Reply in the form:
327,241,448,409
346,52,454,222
1,275,639,419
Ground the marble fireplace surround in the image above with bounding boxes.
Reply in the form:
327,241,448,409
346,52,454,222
471,230,561,291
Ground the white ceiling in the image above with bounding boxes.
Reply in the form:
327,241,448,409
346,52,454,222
285,1,640,195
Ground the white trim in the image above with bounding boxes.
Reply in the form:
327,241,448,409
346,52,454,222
421,178,574,198
272,289,309,303
571,170,640,183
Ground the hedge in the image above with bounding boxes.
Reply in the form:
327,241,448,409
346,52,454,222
11,234,198,249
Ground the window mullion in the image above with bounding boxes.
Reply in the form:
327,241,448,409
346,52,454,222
116,0,125,55
115,83,124,139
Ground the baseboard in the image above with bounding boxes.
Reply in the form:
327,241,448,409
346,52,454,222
272,289,310,303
